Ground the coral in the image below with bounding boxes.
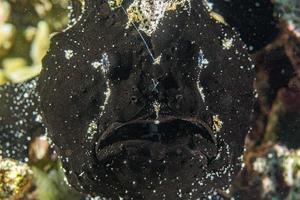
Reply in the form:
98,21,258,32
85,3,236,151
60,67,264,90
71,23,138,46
229,21,300,200
274,0,300,31
0,158,33,200
0,0,69,85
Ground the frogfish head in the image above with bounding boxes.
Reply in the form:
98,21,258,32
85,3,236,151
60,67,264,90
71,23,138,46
38,0,255,199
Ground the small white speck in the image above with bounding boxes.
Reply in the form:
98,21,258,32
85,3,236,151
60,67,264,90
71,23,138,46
222,38,233,50
64,49,74,60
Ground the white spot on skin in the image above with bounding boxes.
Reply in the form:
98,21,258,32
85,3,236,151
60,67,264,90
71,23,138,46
212,114,223,133
108,0,123,9
222,38,233,50
87,120,97,140
35,114,43,123
203,0,213,11
99,81,111,116
79,171,84,177
153,54,162,65
91,61,101,69
64,49,74,60
197,49,209,70
91,53,110,75
196,49,209,102
197,81,206,102
153,101,161,119
126,0,191,36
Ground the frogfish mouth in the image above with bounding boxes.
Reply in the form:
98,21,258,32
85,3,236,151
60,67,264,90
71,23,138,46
38,0,255,199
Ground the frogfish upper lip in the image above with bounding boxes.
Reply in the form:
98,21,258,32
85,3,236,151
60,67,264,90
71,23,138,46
95,117,217,161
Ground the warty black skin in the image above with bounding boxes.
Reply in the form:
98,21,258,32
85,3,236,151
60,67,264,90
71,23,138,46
0,78,44,161
0,0,255,199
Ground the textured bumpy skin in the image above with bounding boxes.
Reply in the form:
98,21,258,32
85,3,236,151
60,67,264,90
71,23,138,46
0,78,43,161
39,0,255,199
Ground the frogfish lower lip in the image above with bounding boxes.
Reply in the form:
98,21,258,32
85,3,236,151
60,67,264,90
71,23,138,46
95,117,217,162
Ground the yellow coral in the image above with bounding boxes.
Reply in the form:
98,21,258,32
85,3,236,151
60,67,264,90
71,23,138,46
2,57,41,83
0,23,16,57
30,21,50,65
0,1,11,23
0,70,7,85
0,158,33,200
